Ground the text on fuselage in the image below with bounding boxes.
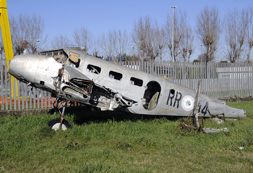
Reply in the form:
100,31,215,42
166,89,182,108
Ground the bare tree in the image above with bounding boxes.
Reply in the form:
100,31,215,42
114,30,130,57
132,16,147,61
132,16,160,61
73,27,93,54
10,15,29,55
180,26,194,62
97,30,130,61
196,7,221,62
247,7,253,62
224,8,249,62
51,34,72,49
26,14,47,53
165,11,194,62
153,23,166,61
97,30,117,59
10,14,47,55
145,19,158,61
198,53,207,62
166,11,186,62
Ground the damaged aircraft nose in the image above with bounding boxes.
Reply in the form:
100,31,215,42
9,54,62,92
9,54,29,81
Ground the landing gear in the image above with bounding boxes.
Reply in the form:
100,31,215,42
48,99,72,131
48,118,72,131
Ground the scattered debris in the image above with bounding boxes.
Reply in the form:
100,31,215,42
212,118,224,124
203,128,229,133
175,80,229,135
238,147,245,150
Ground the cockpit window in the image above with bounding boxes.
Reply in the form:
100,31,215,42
109,71,122,80
130,77,143,86
69,56,80,68
87,64,101,74
68,52,81,68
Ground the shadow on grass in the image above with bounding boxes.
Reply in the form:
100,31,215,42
48,105,182,125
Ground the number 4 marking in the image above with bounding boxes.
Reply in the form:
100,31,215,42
201,102,209,115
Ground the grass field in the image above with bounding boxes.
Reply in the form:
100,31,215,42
0,101,252,172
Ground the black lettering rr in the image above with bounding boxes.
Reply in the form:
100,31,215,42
173,92,182,108
166,90,175,106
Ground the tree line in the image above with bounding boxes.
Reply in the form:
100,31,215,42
3,6,253,63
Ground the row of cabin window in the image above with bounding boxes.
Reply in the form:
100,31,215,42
87,64,143,87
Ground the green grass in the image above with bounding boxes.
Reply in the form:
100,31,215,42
0,101,253,172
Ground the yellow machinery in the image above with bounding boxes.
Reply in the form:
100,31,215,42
0,0,17,97
0,0,13,68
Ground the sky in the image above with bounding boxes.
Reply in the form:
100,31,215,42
7,0,253,61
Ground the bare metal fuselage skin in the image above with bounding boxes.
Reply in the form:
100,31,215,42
9,48,246,119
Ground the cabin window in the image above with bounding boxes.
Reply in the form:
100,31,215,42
87,64,101,74
47,52,52,56
59,50,63,55
130,77,143,87
53,51,58,55
143,81,161,110
109,71,122,80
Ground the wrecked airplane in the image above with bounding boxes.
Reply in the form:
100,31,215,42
8,48,246,130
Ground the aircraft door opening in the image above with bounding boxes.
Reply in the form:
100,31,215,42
143,81,161,110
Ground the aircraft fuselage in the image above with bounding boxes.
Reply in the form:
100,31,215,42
9,48,246,119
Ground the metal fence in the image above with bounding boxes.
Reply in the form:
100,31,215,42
1,59,253,111
121,61,253,99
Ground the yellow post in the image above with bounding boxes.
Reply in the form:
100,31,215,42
0,0,17,98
